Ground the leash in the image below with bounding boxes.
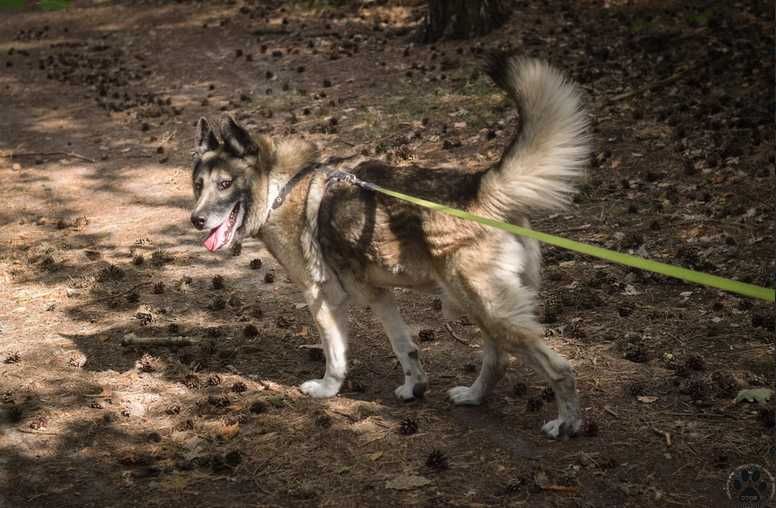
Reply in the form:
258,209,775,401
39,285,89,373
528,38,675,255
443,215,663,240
270,158,772,302
321,165,774,303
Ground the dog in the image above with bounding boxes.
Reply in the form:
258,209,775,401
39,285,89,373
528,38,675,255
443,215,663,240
189,54,590,439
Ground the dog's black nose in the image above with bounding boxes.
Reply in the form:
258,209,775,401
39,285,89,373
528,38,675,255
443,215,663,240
191,215,207,230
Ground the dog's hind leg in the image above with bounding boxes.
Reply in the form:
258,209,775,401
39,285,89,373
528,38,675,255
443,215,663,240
472,308,579,438
518,335,580,439
369,290,428,401
448,338,508,405
441,236,580,439
300,286,349,398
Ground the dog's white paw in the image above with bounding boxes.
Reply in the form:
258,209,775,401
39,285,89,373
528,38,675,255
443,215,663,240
300,378,340,398
395,382,427,401
447,386,483,406
541,417,581,440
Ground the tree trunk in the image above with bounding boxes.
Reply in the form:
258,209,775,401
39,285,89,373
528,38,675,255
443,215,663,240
421,0,508,43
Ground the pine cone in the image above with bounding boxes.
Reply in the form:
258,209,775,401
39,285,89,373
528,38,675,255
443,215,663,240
425,449,448,471
399,417,418,436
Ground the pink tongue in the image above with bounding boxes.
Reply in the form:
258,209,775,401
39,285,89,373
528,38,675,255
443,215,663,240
204,220,229,252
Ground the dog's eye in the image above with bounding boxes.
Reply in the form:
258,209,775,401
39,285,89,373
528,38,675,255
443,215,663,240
194,179,203,193
217,180,233,191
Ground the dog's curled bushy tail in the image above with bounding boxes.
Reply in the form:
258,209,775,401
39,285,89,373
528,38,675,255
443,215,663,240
479,55,590,218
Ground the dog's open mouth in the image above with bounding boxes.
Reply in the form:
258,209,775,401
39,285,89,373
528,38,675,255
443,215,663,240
204,201,244,252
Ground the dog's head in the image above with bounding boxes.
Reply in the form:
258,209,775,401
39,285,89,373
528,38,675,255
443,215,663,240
190,116,274,252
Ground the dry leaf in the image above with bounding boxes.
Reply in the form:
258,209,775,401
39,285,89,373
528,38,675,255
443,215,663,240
217,422,240,441
623,284,642,296
637,396,658,404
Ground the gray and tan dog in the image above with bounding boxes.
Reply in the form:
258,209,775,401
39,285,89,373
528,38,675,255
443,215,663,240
189,54,590,438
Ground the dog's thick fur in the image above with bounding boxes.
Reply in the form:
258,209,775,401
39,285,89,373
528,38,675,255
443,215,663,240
190,55,590,439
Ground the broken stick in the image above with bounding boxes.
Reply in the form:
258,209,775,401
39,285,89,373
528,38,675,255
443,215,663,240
541,485,578,494
444,323,468,345
10,151,96,163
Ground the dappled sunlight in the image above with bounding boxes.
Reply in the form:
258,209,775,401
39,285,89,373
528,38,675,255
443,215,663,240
0,0,773,506
28,115,85,137
0,37,75,52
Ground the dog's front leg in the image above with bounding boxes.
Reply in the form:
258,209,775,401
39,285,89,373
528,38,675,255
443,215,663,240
299,287,348,398
369,291,428,401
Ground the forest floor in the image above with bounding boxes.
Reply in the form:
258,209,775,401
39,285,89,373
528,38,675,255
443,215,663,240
0,1,774,507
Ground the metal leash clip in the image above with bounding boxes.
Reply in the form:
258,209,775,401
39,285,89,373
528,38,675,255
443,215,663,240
325,170,360,186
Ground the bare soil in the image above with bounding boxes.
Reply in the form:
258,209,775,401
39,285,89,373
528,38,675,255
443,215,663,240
1,1,774,507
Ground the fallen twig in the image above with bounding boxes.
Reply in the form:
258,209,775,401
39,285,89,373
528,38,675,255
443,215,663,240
652,427,671,447
330,409,360,423
444,323,468,345
121,336,200,347
556,224,592,233
10,151,95,163
663,411,734,419
604,405,620,418
90,282,153,303
541,485,578,494
16,428,59,435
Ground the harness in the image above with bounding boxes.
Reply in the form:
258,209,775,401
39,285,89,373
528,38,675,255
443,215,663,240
269,155,372,214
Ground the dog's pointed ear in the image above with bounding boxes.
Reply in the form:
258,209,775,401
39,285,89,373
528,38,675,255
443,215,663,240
195,117,219,155
221,115,258,158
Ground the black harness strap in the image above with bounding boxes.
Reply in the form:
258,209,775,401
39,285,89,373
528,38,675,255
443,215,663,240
270,161,321,211
269,155,368,214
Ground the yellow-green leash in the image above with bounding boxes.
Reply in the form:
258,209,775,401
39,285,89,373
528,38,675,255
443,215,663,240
326,170,774,303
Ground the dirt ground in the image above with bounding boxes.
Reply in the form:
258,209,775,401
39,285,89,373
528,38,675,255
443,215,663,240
0,1,774,507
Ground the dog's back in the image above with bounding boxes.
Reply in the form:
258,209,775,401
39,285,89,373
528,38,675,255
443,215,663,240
317,55,589,292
